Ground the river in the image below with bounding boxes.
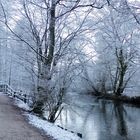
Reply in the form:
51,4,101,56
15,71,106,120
55,92,140,140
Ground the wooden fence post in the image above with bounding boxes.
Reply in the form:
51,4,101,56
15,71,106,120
14,92,16,98
24,94,27,103
5,85,7,94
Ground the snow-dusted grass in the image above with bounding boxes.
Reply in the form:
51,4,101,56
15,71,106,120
14,99,30,111
27,114,81,140
14,99,81,140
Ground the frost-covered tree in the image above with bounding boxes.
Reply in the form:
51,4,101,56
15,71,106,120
0,0,109,121
93,1,139,96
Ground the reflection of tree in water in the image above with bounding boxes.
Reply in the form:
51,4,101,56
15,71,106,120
99,100,114,140
113,101,128,137
58,103,95,130
99,100,128,139
58,98,129,140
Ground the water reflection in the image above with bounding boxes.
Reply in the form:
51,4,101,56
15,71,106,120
113,101,127,137
56,93,139,140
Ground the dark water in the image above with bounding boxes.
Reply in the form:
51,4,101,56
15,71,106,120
55,92,140,140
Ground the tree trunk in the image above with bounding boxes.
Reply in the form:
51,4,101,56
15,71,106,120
32,0,56,117
46,0,55,66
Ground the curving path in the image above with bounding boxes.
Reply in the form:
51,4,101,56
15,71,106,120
0,93,52,140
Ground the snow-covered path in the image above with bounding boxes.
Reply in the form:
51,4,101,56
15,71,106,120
0,93,51,140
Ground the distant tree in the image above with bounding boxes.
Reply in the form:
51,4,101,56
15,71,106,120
94,2,138,96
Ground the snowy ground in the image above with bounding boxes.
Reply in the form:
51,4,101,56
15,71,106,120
15,99,81,140
15,99,30,111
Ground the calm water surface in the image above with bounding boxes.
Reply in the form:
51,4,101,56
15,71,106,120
55,92,140,140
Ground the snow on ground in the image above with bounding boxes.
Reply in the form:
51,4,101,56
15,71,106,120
14,99,81,140
14,99,30,111
27,114,81,140
123,89,140,97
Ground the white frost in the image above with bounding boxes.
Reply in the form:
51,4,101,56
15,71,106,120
27,114,82,140
14,99,30,111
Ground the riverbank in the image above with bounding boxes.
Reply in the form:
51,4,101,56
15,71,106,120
91,92,140,106
14,97,82,140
